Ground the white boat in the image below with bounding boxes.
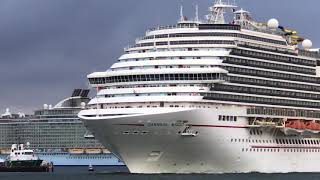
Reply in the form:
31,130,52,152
5,143,43,168
79,0,320,174
88,164,94,171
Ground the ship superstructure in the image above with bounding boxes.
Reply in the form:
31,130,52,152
0,89,123,166
79,0,320,173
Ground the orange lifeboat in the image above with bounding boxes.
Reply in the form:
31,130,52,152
315,122,320,131
299,120,306,129
286,119,303,129
311,122,318,131
285,120,295,128
283,119,303,135
304,121,316,130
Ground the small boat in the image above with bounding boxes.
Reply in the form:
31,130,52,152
88,164,94,171
6,143,43,168
0,143,53,172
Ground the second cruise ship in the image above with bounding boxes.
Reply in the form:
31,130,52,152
0,89,124,166
79,0,320,173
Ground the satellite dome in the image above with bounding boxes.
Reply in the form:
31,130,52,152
267,18,279,29
302,39,313,49
43,104,48,109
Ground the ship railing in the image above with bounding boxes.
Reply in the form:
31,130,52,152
298,49,320,59
240,25,285,36
236,41,296,55
147,23,199,33
135,35,155,42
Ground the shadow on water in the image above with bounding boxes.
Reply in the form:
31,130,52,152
1,166,320,180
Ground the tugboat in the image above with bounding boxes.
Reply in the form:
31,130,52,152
5,143,43,168
0,143,53,172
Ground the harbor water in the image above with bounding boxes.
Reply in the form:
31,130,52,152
2,166,320,180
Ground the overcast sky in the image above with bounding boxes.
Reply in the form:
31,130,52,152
0,0,319,113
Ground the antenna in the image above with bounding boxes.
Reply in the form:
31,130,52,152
195,4,199,22
180,4,184,22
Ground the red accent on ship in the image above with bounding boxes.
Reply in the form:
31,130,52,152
285,119,320,131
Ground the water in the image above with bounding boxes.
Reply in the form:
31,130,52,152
2,166,320,180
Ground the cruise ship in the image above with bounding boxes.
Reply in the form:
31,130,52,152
78,0,320,173
0,89,124,166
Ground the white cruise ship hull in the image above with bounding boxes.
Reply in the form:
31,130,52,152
80,106,320,173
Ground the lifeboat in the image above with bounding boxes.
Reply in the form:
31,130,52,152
0,148,11,155
303,121,317,134
314,122,320,131
68,148,85,154
305,121,316,130
283,119,320,135
85,148,102,154
283,120,303,135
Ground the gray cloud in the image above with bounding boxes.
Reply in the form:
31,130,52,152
0,0,319,113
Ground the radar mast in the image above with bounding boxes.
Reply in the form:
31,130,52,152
207,0,237,24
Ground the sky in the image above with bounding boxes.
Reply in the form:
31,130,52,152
0,0,319,114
